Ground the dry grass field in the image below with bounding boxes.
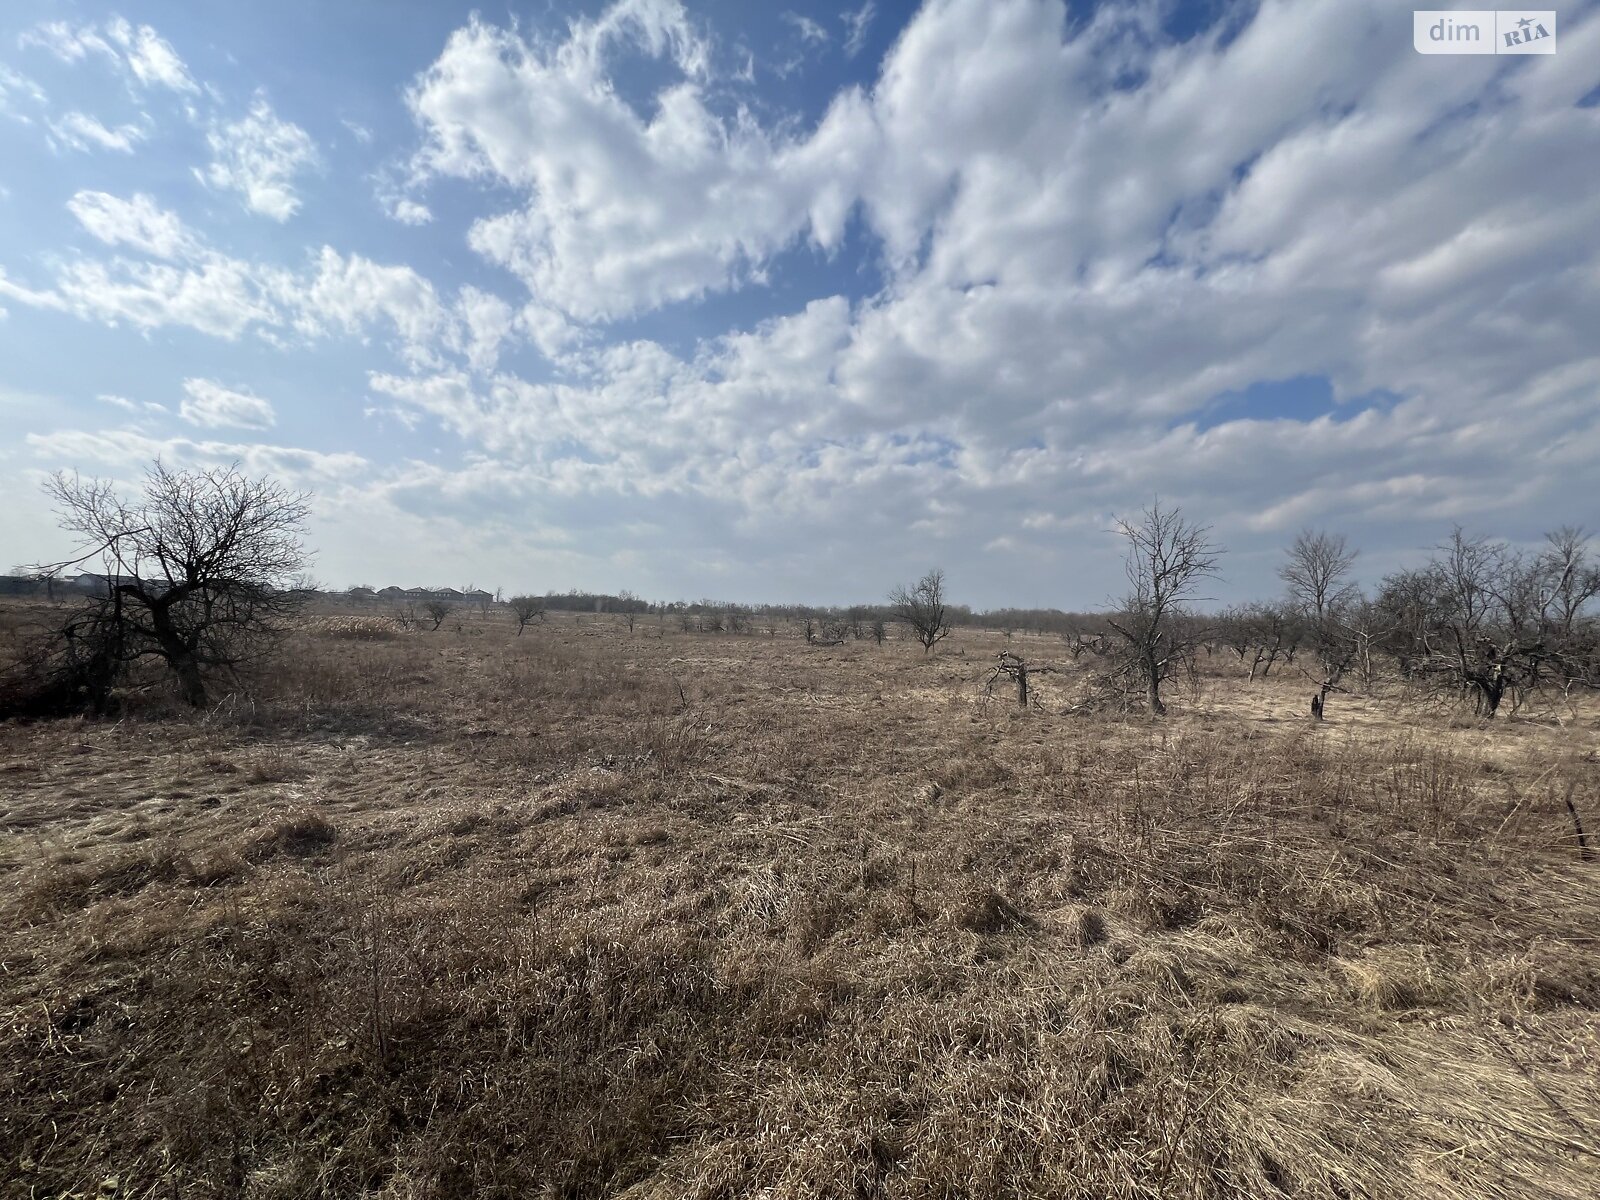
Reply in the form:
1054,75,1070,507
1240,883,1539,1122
2,602,1598,1198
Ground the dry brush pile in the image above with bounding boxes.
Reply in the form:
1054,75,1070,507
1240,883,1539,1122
1,615,1597,1199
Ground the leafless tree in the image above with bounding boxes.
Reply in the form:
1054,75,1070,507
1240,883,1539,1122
1278,529,1371,717
822,615,853,642
1378,527,1600,718
1105,502,1222,715
508,595,545,636
1065,629,1111,660
1224,603,1297,681
891,568,952,653
34,461,311,708
985,652,1035,708
1280,530,1359,625
422,600,454,631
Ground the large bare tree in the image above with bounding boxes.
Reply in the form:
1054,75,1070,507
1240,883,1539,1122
39,461,312,707
1280,530,1359,625
1280,529,1366,718
890,568,952,653
1106,502,1223,714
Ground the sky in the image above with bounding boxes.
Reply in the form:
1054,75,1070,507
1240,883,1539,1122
1,0,1597,608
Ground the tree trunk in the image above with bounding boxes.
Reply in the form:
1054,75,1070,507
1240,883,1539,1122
171,653,208,707
1148,672,1166,715
1477,678,1504,718
147,594,209,707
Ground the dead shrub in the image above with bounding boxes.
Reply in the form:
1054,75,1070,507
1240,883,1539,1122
243,810,337,863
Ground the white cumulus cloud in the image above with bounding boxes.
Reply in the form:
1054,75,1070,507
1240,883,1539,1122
387,198,433,226
22,17,196,93
407,4,855,323
49,112,146,153
68,191,196,258
105,17,198,93
179,379,276,430
200,96,318,221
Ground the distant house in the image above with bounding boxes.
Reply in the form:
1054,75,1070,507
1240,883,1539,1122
347,586,376,601
372,584,494,605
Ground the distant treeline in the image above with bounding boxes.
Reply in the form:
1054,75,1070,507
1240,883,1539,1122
641,598,1106,634
11,575,1107,634
530,590,651,614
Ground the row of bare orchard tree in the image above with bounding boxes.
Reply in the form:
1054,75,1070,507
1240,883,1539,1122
889,505,1600,720
2,461,1597,722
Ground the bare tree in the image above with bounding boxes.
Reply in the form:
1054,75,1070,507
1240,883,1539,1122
1279,529,1368,717
891,568,952,654
422,600,455,631
1105,502,1222,715
1232,603,1296,681
1065,628,1111,660
1280,530,1359,625
1378,527,1600,718
507,595,545,636
36,461,311,708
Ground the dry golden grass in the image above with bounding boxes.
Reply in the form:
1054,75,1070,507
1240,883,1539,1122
305,614,407,641
1,604,1597,1198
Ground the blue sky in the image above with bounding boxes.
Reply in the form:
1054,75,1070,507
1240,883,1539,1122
2,0,1598,607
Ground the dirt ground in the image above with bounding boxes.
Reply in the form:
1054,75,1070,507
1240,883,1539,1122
2,603,1597,1198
